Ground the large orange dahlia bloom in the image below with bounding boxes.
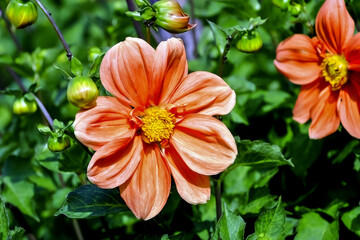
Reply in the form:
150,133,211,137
274,0,360,139
74,37,237,220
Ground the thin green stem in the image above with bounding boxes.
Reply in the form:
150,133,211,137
215,178,222,221
33,0,72,61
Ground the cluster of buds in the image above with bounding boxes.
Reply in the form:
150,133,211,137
6,0,38,29
126,0,196,34
272,0,303,17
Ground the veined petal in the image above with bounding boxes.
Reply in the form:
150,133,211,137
293,80,327,124
151,38,188,105
309,85,340,139
338,77,360,138
344,33,360,72
120,144,171,220
274,34,321,85
167,71,236,116
315,0,354,54
87,135,142,189
170,114,237,176
165,147,210,204
74,96,133,151
100,37,155,107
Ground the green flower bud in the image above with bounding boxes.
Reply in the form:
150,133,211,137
153,0,196,34
272,0,289,10
47,134,71,152
13,96,37,115
67,76,99,109
6,0,38,29
288,3,302,17
236,30,263,53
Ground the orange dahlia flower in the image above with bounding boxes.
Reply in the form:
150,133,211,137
74,37,237,220
274,0,360,139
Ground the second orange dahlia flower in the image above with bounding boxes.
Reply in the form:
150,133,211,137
74,37,237,220
275,0,360,139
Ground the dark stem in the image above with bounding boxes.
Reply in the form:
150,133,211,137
33,0,72,61
215,178,222,221
217,32,237,77
72,219,84,240
0,7,22,51
125,0,145,39
188,0,198,58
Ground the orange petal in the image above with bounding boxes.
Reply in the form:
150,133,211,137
165,147,210,204
87,135,142,189
170,114,237,175
74,96,133,150
315,0,354,54
167,71,236,116
150,38,188,105
100,37,155,107
344,33,360,72
293,80,327,124
274,34,322,85
120,144,171,220
338,77,360,138
309,86,340,139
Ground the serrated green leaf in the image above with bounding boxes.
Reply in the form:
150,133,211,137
207,20,228,55
2,178,39,222
341,206,360,237
0,196,9,240
212,204,246,240
70,57,83,77
55,185,128,218
233,140,293,168
249,197,285,240
295,212,339,240
7,227,25,240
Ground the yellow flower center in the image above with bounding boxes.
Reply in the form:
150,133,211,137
141,106,175,143
321,54,348,91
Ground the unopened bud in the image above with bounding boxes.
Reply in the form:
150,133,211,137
67,76,99,109
236,30,263,53
13,96,37,115
47,134,71,152
6,0,38,29
153,0,196,34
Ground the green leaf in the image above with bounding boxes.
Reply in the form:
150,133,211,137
70,57,83,77
7,227,25,240
247,197,285,240
212,204,246,240
55,185,128,218
88,53,104,77
35,144,62,172
248,17,267,29
232,140,293,168
341,206,360,237
295,212,339,240
59,143,89,172
332,140,359,164
2,177,39,221
53,64,72,80
0,196,9,240
207,20,228,55
37,124,53,136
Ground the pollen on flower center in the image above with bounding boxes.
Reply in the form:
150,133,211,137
321,54,348,91
141,106,175,143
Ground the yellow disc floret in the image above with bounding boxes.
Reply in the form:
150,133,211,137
141,106,176,143
321,54,348,91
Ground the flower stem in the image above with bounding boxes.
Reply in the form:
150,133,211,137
125,0,145,39
217,32,237,77
0,6,22,51
188,0,198,58
33,0,72,61
146,25,151,44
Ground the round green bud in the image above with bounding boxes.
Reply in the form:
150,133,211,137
13,96,37,115
153,0,196,34
67,76,99,109
6,0,38,29
47,134,71,152
288,3,302,17
236,30,263,53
